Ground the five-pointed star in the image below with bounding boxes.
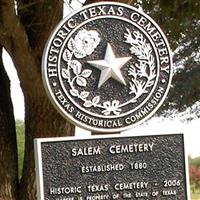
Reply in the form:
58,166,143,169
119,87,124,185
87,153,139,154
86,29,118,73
87,43,131,88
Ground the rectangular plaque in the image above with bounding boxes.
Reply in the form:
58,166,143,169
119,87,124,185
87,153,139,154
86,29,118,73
34,134,189,200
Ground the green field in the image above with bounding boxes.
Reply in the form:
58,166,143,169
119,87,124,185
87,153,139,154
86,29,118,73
16,120,25,179
191,193,200,199
16,120,200,199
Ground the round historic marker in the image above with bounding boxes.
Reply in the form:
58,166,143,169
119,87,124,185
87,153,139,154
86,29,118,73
42,2,172,133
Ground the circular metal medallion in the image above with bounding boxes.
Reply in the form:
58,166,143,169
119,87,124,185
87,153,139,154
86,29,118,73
42,2,172,133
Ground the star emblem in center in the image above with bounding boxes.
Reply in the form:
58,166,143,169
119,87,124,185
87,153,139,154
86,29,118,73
87,43,131,88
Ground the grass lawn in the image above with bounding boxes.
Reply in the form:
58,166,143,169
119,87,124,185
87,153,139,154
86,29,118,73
16,120,25,178
192,193,200,200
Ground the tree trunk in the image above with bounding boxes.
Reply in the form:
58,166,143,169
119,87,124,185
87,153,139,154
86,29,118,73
0,47,19,200
0,1,75,199
19,83,75,200
17,2,76,199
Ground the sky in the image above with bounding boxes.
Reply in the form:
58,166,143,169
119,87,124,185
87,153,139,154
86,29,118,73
76,117,200,158
3,50,25,119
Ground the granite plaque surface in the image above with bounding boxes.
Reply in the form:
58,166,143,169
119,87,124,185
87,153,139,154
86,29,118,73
34,134,189,200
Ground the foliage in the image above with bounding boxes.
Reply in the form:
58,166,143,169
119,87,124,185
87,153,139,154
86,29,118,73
138,0,200,116
190,165,200,193
189,156,200,193
190,156,200,169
